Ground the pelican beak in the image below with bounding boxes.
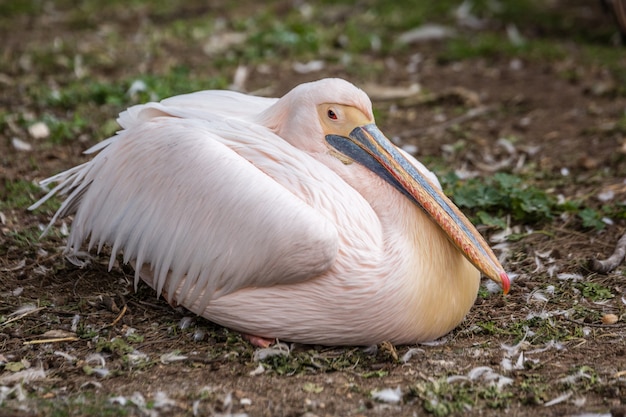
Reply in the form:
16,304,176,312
326,123,510,294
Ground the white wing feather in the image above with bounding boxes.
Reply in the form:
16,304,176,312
117,90,278,130
37,115,340,306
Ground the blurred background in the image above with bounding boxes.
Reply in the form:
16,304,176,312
3,0,625,240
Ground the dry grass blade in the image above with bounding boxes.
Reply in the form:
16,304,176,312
1,307,45,328
99,303,128,330
23,337,80,345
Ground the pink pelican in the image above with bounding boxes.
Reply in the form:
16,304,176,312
32,78,509,346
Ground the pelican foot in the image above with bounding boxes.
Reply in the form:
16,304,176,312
242,333,275,348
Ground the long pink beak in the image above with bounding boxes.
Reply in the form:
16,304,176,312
326,124,510,294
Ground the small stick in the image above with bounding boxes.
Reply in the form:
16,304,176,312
102,304,128,329
23,336,79,345
1,307,45,328
110,304,127,327
589,231,626,274
561,316,626,328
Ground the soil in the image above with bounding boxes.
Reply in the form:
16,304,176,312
1,1,626,416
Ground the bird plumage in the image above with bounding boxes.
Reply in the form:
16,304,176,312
33,78,496,345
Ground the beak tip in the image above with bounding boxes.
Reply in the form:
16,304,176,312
500,271,511,295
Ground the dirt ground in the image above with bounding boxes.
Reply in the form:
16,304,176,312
1,1,626,416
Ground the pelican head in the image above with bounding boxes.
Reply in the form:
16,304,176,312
281,79,510,293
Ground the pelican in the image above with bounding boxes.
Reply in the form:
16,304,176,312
31,78,509,346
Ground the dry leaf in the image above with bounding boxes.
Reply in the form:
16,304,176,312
41,330,77,338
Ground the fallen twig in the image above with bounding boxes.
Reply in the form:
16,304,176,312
23,336,79,345
110,303,127,327
589,231,626,273
561,315,626,328
99,303,128,330
1,307,45,328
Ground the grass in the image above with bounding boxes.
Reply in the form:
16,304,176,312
240,16,324,60
409,378,514,416
440,172,621,232
0,179,45,211
21,70,230,146
444,172,556,223
576,282,614,301
410,380,474,416
7,0,625,154
34,70,229,111
36,395,131,417
440,34,567,63
439,167,626,232
0,179,62,251
582,44,626,94
253,346,387,376
519,375,551,405
0,0,44,19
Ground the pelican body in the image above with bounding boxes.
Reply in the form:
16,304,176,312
32,78,508,345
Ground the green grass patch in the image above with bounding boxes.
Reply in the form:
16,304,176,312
3,227,46,250
33,394,131,417
443,172,556,224
0,0,44,19
135,68,229,100
39,113,89,144
96,337,135,356
519,375,551,405
35,69,229,111
40,81,128,110
1,179,60,215
256,347,383,376
512,317,570,344
577,207,606,230
24,70,230,144
409,379,474,416
440,33,566,63
243,18,323,60
440,172,620,232
409,377,513,416
575,282,614,302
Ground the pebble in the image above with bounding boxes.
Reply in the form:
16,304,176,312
602,314,618,325
12,137,32,151
28,121,50,139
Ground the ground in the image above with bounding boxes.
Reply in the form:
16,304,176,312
1,1,626,416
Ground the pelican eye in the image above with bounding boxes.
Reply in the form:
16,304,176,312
327,109,337,120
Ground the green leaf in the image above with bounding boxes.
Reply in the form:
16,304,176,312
578,208,606,230
576,282,613,301
476,211,507,229
443,172,557,224
5,361,26,372
362,370,388,378
302,382,324,393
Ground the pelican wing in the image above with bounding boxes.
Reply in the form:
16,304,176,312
117,90,278,130
40,116,339,308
